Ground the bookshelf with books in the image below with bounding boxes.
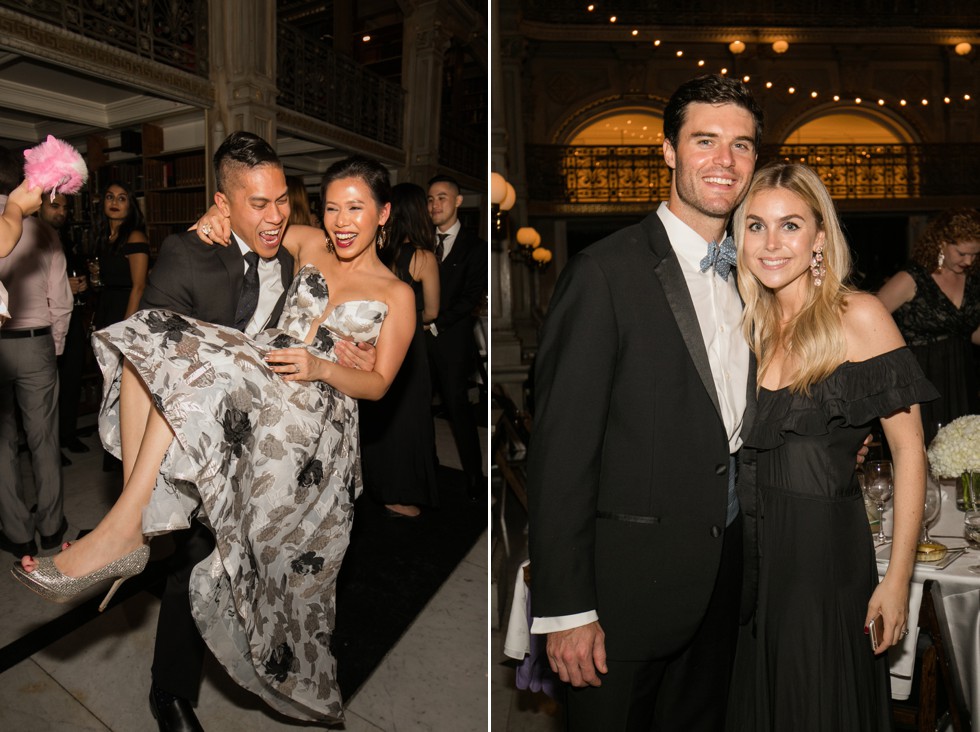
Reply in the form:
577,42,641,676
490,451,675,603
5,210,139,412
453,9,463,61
88,122,207,257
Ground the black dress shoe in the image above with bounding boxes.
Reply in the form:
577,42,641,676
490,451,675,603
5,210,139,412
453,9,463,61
149,686,204,732
0,531,38,558
63,437,90,453
40,518,69,550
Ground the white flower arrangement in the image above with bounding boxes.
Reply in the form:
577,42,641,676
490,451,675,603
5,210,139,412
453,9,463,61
927,415,980,478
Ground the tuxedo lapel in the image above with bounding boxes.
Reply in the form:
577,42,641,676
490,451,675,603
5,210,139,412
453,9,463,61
644,215,723,421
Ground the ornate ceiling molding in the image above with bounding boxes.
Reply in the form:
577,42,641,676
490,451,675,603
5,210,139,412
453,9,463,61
0,8,213,107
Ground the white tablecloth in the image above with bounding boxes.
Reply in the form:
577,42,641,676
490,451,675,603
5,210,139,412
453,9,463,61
877,483,980,728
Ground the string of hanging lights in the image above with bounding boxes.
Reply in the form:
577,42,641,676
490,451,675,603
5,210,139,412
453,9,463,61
575,3,975,110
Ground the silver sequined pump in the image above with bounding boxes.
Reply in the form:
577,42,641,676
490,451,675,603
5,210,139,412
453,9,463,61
11,544,150,612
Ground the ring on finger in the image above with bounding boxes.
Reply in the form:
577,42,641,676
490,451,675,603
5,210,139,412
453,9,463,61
900,628,909,638
201,223,212,236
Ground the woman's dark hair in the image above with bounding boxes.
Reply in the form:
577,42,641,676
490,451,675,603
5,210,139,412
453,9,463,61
93,180,145,255
319,155,392,210
663,74,764,150
382,182,435,278
286,175,318,227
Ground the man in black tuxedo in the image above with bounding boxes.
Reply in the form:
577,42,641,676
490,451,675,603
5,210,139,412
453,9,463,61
142,131,294,732
425,175,487,499
527,75,763,730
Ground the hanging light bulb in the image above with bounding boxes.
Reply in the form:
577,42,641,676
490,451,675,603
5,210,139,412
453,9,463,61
772,40,789,54
955,42,972,56
729,40,746,54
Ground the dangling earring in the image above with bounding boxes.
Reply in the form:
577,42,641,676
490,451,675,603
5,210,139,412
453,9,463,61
810,245,825,287
936,249,945,272
376,225,388,250
325,234,335,254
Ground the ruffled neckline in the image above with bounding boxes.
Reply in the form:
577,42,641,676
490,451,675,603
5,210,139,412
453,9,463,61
747,347,939,450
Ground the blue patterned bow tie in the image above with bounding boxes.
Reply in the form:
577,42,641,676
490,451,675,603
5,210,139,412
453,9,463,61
699,236,737,281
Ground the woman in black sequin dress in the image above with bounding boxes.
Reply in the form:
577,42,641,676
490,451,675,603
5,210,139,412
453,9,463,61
877,208,980,443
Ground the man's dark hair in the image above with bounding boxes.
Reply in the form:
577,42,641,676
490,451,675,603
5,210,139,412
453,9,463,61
213,131,282,193
0,145,23,196
427,174,461,197
320,155,392,209
663,74,764,150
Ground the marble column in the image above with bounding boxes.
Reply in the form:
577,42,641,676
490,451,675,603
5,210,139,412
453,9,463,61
206,0,280,192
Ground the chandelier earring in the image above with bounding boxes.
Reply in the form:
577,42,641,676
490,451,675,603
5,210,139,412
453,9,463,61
810,245,825,287
376,224,388,250
325,234,336,254
936,248,945,272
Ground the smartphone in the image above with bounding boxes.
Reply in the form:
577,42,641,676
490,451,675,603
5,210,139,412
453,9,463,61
868,613,883,651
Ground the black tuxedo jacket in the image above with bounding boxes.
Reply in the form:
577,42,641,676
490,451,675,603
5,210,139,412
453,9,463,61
527,210,759,661
431,227,487,354
140,230,294,328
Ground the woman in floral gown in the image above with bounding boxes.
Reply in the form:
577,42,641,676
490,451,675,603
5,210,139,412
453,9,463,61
13,156,415,723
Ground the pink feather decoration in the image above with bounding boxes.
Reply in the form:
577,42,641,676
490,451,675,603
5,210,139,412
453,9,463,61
23,135,89,200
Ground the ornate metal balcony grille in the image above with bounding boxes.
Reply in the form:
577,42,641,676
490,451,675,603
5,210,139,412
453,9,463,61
520,0,979,27
277,22,404,149
4,0,208,76
526,144,980,209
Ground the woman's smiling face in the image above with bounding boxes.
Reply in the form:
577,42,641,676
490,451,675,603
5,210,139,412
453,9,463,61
323,176,391,259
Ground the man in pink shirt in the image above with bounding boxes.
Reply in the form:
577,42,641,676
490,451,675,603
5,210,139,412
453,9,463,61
0,146,72,557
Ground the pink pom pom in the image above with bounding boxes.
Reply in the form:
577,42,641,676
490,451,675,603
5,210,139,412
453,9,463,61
23,135,89,200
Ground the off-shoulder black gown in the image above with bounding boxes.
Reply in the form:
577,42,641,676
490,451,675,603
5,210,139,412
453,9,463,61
727,348,938,732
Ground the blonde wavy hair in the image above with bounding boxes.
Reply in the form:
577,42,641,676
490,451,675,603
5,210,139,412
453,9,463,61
734,162,855,394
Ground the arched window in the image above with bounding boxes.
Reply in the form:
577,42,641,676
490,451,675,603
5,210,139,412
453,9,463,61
562,109,669,202
775,109,917,198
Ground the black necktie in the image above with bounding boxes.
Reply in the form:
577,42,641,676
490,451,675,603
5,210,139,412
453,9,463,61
234,251,260,331
435,233,449,262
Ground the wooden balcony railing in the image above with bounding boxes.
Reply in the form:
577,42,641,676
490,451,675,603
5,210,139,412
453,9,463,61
1,0,208,76
525,143,980,210
277,22,404,150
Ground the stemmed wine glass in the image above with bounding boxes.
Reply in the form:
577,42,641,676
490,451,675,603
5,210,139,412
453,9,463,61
863,460,894,546
921,474,942,543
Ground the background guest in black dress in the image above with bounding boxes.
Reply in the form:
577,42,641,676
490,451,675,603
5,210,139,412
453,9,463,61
91,181,149,329
876,208,980,443
90,181,149,471
360,182,440,517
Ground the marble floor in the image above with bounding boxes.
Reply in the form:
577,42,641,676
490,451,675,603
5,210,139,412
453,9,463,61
0,417,488,731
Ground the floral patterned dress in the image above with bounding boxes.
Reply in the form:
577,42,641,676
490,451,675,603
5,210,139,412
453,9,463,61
92,265,386,723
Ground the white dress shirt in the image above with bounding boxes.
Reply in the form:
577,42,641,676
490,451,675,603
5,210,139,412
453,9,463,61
530,203,750,636
232,233,284,337
435,219,462,261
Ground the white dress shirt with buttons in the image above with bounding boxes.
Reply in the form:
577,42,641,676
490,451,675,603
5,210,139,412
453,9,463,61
232,233,284,337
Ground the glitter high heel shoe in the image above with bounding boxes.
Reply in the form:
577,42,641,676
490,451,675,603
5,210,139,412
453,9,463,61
10,544,150,612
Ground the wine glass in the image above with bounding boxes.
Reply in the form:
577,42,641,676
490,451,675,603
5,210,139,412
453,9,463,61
921,474,942,543
863,460,894,545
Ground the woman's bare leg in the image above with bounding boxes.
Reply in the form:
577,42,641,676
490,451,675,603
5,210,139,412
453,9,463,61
23,362,174,577
120,360,154,483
